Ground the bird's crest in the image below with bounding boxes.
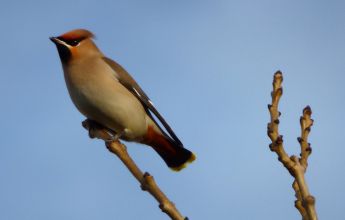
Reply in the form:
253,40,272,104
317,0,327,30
59,29,95,41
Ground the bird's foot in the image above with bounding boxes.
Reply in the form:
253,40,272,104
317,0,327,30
82,119,102,139
105,130,125,143
82,119,120,141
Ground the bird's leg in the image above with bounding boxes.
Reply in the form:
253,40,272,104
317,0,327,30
82,119,123,142
82,119,100,138
105,130,125,143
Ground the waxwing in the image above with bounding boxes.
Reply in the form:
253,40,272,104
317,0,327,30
50,29,195,171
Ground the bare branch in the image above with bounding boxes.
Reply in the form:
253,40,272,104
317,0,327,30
299,106,314,170
82,119,188,220
293,181,309,220
267,71,318,220
267,71,295,171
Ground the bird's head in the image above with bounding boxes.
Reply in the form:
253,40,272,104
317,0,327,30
50,29,101,63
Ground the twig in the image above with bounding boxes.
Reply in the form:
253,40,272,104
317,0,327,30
267,71,318,220
82,119,188,220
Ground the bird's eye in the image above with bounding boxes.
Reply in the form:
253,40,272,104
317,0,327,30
66,39,80,46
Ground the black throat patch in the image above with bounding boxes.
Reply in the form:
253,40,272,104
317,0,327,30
55,43,71,63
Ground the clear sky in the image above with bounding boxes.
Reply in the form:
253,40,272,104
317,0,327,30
1,0,344,219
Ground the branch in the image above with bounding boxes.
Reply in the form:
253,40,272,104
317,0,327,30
298,106,313,170
82,119,188,220
267,71,318,220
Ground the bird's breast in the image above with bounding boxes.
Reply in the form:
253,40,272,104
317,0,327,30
63,58,149,141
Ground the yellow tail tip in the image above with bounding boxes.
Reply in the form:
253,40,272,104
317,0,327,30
170,152,196,172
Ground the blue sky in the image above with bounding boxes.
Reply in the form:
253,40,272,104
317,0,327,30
1,0,344,219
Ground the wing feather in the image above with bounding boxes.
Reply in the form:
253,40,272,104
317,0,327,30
102,57,183,147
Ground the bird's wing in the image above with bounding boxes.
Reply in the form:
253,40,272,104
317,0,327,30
102,57,183,147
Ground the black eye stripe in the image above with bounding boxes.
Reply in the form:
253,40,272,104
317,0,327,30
57,37,85,46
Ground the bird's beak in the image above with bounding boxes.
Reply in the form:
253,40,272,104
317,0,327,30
50,36,72,62
49,37,59,44
50,37,66,46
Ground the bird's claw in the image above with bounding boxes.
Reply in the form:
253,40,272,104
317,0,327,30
105,130,124,143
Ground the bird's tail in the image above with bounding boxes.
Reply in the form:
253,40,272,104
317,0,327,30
143,126,196,171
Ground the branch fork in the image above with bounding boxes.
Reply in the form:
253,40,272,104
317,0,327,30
267,71,318,220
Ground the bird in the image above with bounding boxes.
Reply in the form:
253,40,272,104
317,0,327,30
50,29,195,171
